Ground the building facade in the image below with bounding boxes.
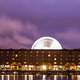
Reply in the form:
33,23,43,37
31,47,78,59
0,49,80,71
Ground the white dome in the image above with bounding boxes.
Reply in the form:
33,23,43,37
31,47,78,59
32,36,62,49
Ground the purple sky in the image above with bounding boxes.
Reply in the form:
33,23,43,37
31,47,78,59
0,0,80,49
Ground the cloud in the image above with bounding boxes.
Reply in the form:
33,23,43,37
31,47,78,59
0,0,80,19
0,16,39,49
55,28,80,49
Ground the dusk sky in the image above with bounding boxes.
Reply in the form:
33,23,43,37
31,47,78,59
0,0,80,49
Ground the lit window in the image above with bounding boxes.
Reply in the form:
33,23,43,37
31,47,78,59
6,62,9,65
48,54,51,57
28,65,34,70
15,54,18,57
5,65,10,68
25,65,28,67
41,65,47,71
53,65,58,70
54,58,56,60
36,51,39,53
54,62,57,64
24,62,27,64
12,58,15,60
29,65,34,68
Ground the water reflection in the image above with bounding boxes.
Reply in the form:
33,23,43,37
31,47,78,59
7,75,10,80
24,75,27,80
42,75,46,80
0,74,79,80
29,75,33,80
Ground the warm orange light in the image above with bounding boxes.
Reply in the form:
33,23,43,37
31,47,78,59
41,65,47,70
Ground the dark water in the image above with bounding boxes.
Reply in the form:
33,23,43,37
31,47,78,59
0,75,79,80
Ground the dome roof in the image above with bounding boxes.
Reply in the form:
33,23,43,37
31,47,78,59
32,36,62,49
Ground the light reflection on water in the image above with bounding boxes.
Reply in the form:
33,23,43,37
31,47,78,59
0,74,80,80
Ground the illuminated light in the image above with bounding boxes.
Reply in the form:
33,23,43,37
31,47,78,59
32,36,62,49
59,65,63,68
28,65,34,70
54,62,57,64
24,62,27,64
15,54,18,57
13,72,17,74
36,73,40,76
24,65,28,67
29,65,34,68
41,65,47,71
77,65,80,68
48,54,51,57
5,65,10,68
54,58,57,60
12,58,15,60
6,62,9,65
53,65,58,70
